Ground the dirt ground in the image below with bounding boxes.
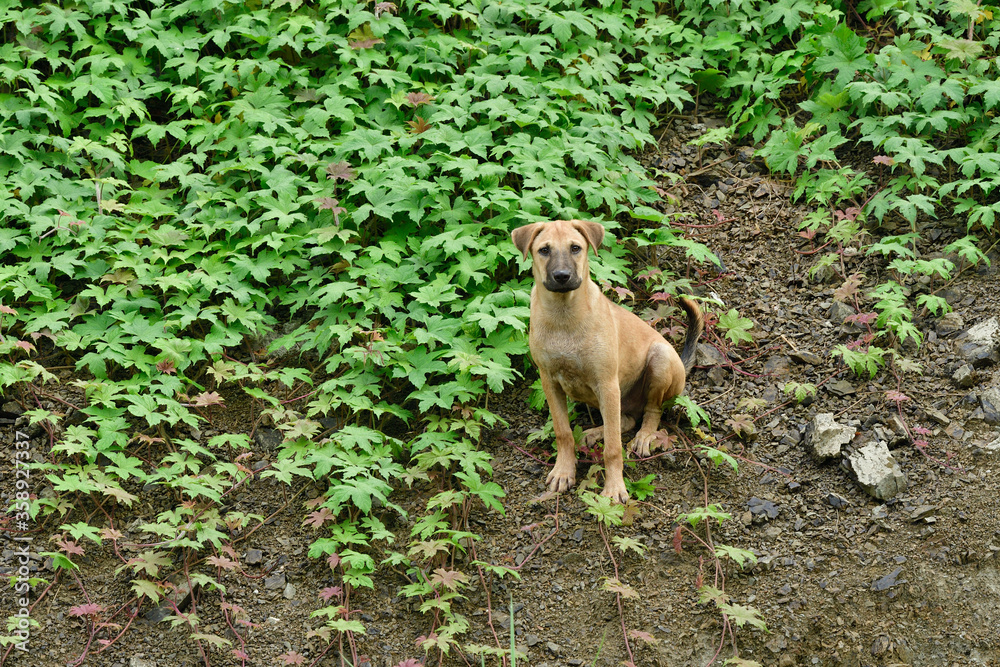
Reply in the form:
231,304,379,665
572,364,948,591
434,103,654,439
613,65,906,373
2,119,999,667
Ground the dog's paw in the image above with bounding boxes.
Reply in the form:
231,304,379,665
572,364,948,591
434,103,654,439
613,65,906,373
600,480,629,504
582,426,604,447
546,467,576,494
630,430,655,458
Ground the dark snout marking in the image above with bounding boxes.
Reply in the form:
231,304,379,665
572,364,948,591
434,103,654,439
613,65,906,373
542,245,582,292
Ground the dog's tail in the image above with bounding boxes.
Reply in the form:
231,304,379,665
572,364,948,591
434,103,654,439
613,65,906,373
678,297,704,375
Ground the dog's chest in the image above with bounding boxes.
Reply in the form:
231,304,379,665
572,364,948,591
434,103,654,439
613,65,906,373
530,331,604,403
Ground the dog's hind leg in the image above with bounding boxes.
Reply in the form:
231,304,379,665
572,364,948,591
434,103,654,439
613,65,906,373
581,414,636,447
630,343,685,457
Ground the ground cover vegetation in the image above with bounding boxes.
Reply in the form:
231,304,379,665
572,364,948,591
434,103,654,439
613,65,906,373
0,0,997,664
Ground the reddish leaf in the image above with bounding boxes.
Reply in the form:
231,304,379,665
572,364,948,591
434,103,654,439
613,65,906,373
405,92,435,107
327,553,341,570
13,340,35,354
430,568,469,591
628,629,658,644
69,603,104,618
304,507,335,529
912,426,931,436
873,155,895,165
57,538,85,556
406,116,432,134
885,390,909,402
319,585,343,602
0,304,19,315
672,525,683,554
156,359,177,374
193,391,224,407
100,528,124,541
844,312,878,326
278,651,306,665
394,660,423,667
798,228,818,241
325,161,356,182
207,555,240,571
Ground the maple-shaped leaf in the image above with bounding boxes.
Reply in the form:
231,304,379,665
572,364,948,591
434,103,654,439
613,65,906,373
833,273,862,302
602,577,640,599
56,538,85,556
374,2,398,17
405,92,435,107
193,391,225,407
304,507,335,529
278,651,306,665
430,568,469,590
0,304,17,315
306,627,332,642
725,414,756,439
128,550,172,577
406,116,432,134
873,155,895,166
131,579,162,603
319,585,343,602
13,340,35,354
394,660,423,667
798,228,817,241
844,312,878,326
156,359,177,374
348,24,383,49
100,268,136,284
885,390,909,402
327,552,341,570
207,555,240,571
672,525,683,554
325,161,356,181
232,650,249,660
736,397,767,413
627,629,658,644
720,601,768,631
69,602,104,618
101,527,124,541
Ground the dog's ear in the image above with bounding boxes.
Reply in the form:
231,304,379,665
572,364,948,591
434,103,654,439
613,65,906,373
511,222,544,260
572,220,606,255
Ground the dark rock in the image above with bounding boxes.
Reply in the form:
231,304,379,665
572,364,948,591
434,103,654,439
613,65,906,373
748,497,779,519
790,350,824,366
264,572,286,590
245,549,264,565
696,343,727,367
958,342,999,368
826,493,849,509
924,407,950,425
254,428,283,450
871,567,905,592
951,364,975,388
828,301,855,324
827,380,857,397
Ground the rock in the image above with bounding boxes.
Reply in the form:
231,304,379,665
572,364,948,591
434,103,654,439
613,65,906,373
827,380,857,396
546,641,560,655
790,350,824,366
763,355,791,376
826,493,849,509
283,582,297,599
844,441,907,500
804,413,855,460
264,572,286,590
748,497,779,519
966,316,999,347
870,567,905,592
130,659,157,667
245,548,264,565
982,435,1000,453
828,300,855,324
952,364,976,388
696,343,727,367
924,407,950,425
936,311,964,336
980,389,1000,424
958,342,1000,368
254,428,283,450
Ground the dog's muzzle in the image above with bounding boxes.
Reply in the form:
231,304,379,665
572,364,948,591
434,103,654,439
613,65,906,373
544,269,581,292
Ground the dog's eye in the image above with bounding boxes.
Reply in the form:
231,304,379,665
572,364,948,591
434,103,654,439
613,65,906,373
570,244,582,254
538,246,550,256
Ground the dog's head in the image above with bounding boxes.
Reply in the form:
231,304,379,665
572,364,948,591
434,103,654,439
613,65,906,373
511,220,605,293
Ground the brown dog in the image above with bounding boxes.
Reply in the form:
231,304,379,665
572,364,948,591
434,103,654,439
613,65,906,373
511,220,703,502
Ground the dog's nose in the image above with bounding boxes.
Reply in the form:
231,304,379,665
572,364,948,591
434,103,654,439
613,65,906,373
552,270,571,284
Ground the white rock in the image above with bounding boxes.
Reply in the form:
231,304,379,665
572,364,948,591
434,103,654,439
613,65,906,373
805,413,855,460
844,441,907,500
966,317,999,349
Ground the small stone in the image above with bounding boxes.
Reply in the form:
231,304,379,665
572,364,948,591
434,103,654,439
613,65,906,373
264,572,286,590
966,316,999,348
952,364,976,388
571,528,584,543
828,301,855,324
826,493,849,509
936,311,964,336
790,350,824,366
245,549,264,565
980,387,1000,424
805,413,855,460
827,380,857,396
871,567,905,592
844,441,907,500
959,342,1000,368
283,582,297,600
130,659,157,667
254,429,283,450
546,642,560,655
909,505,937,521
763,355,791,377
526,634,540,647
696,343,727,367
924,407,950,425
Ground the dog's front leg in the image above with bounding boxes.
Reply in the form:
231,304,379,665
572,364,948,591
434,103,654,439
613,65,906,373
598,381,628,503
541,373,577,493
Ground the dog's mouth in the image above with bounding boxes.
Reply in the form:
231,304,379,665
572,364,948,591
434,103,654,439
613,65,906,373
543,276,582,292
